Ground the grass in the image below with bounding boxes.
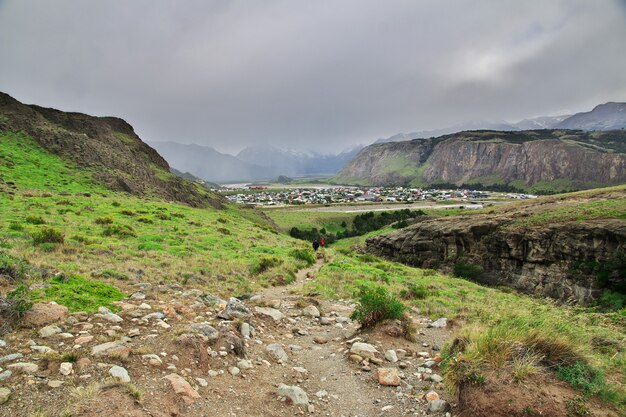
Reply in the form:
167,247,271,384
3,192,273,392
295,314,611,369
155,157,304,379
0,131,315,299
262,207,356,234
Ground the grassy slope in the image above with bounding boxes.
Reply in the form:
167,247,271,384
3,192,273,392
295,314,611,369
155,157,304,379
0,131,314,305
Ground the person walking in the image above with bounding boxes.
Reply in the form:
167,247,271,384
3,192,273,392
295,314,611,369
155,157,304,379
320,238,325,247
312,239,320,251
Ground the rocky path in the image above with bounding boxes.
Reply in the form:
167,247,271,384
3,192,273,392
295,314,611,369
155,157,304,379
0,257,455,417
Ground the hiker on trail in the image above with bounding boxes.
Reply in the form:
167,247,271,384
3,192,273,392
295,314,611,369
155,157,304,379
312,240,320,251
320,238,325,247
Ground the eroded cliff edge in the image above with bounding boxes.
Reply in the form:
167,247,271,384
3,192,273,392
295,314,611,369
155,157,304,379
366,188,626,303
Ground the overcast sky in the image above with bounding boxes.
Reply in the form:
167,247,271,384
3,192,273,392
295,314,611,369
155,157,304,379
1,0,625,154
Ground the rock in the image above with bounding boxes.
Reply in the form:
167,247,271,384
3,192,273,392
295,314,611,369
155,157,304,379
0,353,23,363
22,302,69,327
430,318,447,328
266,343,288,363
240,322,251,339
164,373,200,404
254,306,285,322
426,391,440,402
293,366,307,374
276,383,309,406
219,297,251,320
109,365,130,383
429,374,443,383
75,335,94,345
319,317,331,325
138,303,151,310
0,339,6,348
48,380,63,388
7,362,38,374
208,370,219,377
0,370,12,381
190,323,219,340
0,387,10,404
424,360,436,368
350,342,379,360
200,293,227,306
336,316,350,324
142,312,165,320
302,305,320,317
229,366,240,376
99,312,124,323
382,405,394,412
370,357,384,365
142,354,163,366
38,325,62,338
385,350,398,363
91,341,131,359
59,362,73,376
196,378,208,387
237,359,253,370
377,368,401,386
313,336,328,344
428,400,451,413
130,292,146,300
315,390,328,398
349,354,363,363
182,289,202,298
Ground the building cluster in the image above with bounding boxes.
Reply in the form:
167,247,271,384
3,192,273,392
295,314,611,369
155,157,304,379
222,186,512,206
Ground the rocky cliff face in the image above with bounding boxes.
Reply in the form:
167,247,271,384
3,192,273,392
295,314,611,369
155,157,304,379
335,130,626,192
366,188,626,304
0,92,224,208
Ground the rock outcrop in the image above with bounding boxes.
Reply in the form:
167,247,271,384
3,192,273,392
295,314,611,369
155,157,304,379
366,189,626,304
334,130,626,193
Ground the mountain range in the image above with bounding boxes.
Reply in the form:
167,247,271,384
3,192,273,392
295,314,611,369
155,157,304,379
374,102,625,143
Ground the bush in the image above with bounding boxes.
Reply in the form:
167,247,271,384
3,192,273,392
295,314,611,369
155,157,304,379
400,283,428,300
289,248,315,266
94,216,114,225
136,216,154,224
32,227,64,245
250,257,282,275
0,282,33,333
102,225,137,238
351,285,406,328
25,215,46,225
453,261,483,280
555,361,605,396
0,252,29,281
120,209,135,216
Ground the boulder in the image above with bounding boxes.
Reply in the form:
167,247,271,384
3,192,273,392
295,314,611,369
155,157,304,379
350,342,379,360
189,323,219,340
21,302,68,327
254,307,285,322
164,373,200,404
91,341,131,359
0,387,10,404
219,297,251,320
377,367,401,386
266,343,288,363
38,325,62,338
109,365,130,383
302,305,320,317
277,384,309,406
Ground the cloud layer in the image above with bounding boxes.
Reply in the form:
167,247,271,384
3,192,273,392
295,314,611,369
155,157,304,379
1,0,625,152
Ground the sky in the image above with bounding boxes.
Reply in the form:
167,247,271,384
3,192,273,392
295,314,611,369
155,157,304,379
1,0,625,154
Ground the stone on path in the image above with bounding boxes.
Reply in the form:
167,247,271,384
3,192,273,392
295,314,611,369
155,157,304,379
59,362,73,376
240,322,251,339
109,365,130,383
313,336,328,344
189,323,219,340
266,343,288,363
237,359,253,370
254,307,285,322
7,362,38,374
428,400,451,413
350,342,379,360
0,387,10,404
0,370,11,381
91,341,131,359
302,305,320,317
38,325,62,338
277,383,309,406
0,339,5,348
0,353,23,364
426,391,440,402
429,318,447,328
164,373,200,404
47,380,63,388
219,297,251,320
377,367,401,386
22,302,68,327
385,350,398,363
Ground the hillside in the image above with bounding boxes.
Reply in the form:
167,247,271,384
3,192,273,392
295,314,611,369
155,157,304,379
0,92,223,208
334,129,626,193
556,102,626,130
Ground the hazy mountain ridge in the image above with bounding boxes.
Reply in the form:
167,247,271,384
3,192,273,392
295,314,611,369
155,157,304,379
335,129,626,193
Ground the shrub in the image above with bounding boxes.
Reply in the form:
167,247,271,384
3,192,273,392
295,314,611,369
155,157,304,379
25,215,46,225
453,261,483,280
94,216,114,225
136,216,154,224
555,361,604,396
119,209,135,216
8,222,23,231
102,225,136,238
289,248,315,266
400,283,428,300
31,274,125,312
96,269,129,281
250,257,282,275
0,252,29,281
32,227,64,245
111,201,121,207
0,282,33,333
351,285,406,328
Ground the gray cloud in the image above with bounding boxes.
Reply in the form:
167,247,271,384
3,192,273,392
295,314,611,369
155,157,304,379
1,0,625,153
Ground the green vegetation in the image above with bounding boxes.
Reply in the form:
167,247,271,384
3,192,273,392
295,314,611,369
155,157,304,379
31,275,125,312
350,284,406,328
